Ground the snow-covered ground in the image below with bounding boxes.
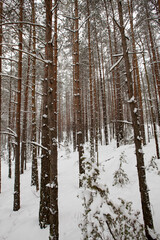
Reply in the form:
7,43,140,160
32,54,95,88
0,139,160,240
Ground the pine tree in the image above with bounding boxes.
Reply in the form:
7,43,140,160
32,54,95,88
13,0,23,212
117,1,155,239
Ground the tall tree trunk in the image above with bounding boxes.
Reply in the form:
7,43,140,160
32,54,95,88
145,0,160,101
39,41,50,229
31,0,39,191
141,50,160,158
94,21,108,145
13,0,23,211
72,18,77,151
110,0,124,147
74,0,85,185
117,1,155,239
45,0,59,238
128,0,146,145
21,26,32,174
103,0,116,142
0,1,2,193
87,0,94,158
8,63,13,179
146,36,160,126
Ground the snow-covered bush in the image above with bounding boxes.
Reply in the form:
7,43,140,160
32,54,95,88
79,156,146,240
113,151,129,187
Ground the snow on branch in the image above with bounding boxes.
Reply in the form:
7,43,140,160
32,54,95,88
112,120,133,125
7,127,17,137
113,51,147,57
110,56,123,72
0,73,19,80
0,128,17,138
65,13,93,33
51,3,58,13
0,57,18,63
0,131,17,138
29,141,48,151
12,48,47,64
0,21,46,29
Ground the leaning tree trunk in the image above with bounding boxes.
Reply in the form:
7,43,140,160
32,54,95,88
117,1,155,239
13,0,23,211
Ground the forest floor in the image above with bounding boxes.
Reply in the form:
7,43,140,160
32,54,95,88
0,138,160,240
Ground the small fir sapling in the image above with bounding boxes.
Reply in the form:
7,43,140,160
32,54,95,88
113,151,129,187
147,155,159,174
64,140,71,158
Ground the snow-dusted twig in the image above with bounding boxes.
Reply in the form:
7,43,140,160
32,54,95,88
110,56,123,72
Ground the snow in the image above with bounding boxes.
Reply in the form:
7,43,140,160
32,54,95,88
0,138,160,239
128,95,135,103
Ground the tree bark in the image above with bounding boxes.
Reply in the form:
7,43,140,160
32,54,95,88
0,1,2,193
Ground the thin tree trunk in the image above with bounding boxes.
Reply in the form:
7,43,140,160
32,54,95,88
145,0,160,101
146,36,160,126
8,63,13,179
74,0,85,185
72,18,77,151
141,51,160,158
94,21,108,145
21,26,32,174
117,1,155,239
13,0,23,211
87,0,94,158
31,0,39,191
103,0,116,142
